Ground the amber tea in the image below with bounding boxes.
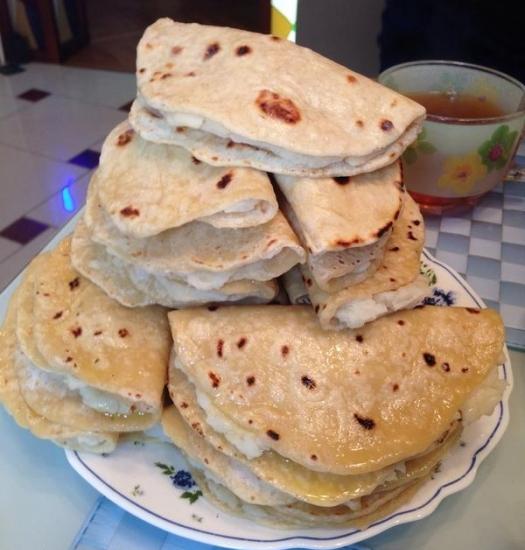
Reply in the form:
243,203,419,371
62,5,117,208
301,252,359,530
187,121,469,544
406,91,506,120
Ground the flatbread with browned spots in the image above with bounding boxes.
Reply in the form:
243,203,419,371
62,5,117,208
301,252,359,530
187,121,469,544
168,305,504,475
97,121,277,238
131,19,425,177
276,162,404,292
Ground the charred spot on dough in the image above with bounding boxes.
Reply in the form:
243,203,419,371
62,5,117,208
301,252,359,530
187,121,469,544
191,422,204,436
69,277,80,290
256,90,301,124
335,237,361,247
389,152,396,158
376,221,393,239
333,176,351,185
120,206,140,218
466,308,480,314
217,172,233,189
305,278,312,287
413,219,421,226
53,311,63,320
236,45,251,56
281,345,290,357
314,304,320,313
145,42,153,49
397,319,405,326
203,42,220,60
347,74,358,83
389,277,397,283
442,362,451,372
390,99,398,107
301,375,316,390
165,62,174,69
118,328,129,338
184,71,196,77
171,46,183,55
394,208,401,221
407,231,417,241
266,429,280,440
310,454,318,460
270,35,280,41
93,330,103,336
461,367,469,373
355,334,364,343
70,326,82,338
266,238,277,248
160,73,172,80
237,337,247,349
207,304,219,311
354,413,375,430
65,356,73,363
246,375,255,386
176,127,185,133
138,67,146,74
208,371,221,388
423,352,436,366
116,129,134,146
191,156,201,165
180,402,188,409
216,339,224,358
392,383,399,392
356,119,364,128
389,246,400,252
380,119,394,131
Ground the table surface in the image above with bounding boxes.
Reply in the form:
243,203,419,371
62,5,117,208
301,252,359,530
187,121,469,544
1,349,523,549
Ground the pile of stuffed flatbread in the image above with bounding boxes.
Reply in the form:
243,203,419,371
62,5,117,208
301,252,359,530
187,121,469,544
163,305,505,527
0,238,170,453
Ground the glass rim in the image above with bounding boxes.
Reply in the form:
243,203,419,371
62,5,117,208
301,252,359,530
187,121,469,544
379,60,525,125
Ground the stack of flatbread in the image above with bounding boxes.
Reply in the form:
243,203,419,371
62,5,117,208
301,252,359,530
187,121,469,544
163,305,505,527
71,121,305,308
0,238,170,453
0,17,509,532
127,18,429,327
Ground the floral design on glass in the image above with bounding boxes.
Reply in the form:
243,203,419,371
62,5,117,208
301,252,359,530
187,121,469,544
403,127,436,165
478,125,518,172
420,262,437,286
154,463,203,504
423,288,456,306
437,153,487,195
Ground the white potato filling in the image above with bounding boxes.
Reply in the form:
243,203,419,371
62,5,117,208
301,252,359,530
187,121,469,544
21,356,141,415
334,275,430,329
195,389,270,459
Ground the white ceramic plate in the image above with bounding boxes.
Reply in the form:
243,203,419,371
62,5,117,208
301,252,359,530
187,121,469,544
0,217,512,549
66,249,513,550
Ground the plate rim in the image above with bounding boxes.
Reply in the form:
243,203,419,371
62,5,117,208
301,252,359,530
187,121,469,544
64,248,513,549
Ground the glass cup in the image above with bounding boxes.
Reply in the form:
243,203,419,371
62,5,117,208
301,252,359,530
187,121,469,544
379,61,525,215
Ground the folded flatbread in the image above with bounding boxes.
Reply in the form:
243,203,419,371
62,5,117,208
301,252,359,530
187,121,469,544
131,19,425,177
168,305,504,475
163,402,460,525
192,469,428,529
13,238,170,434
97,121,277,238
72,219,278,308
277,162,404,291
304,194,429,329
85,174,305,291
167,365,463,507
0,282,118,453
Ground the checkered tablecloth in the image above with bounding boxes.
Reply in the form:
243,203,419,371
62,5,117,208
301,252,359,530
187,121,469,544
424,151,525,349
